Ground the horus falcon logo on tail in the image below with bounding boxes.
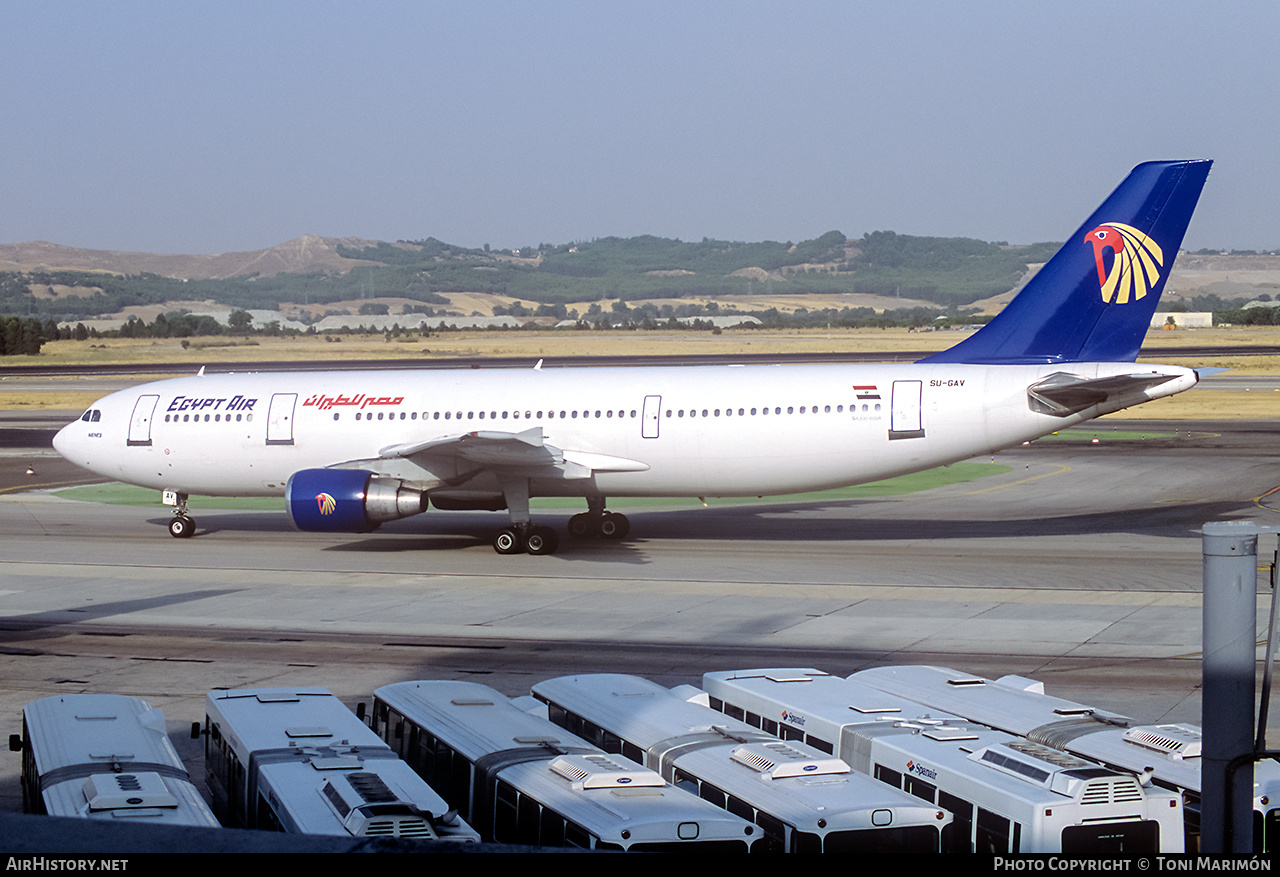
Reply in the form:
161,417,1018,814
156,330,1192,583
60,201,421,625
1085,222,1165,304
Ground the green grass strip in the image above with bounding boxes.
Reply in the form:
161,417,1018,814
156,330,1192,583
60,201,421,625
53,483,287,510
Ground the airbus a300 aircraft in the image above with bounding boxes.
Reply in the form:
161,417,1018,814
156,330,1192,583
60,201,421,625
54,159,1212,555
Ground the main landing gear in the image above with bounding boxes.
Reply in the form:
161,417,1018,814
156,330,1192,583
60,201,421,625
490,477,562,556
488,489,629,556
568,510,630,540
567,496,630,541
168,493,195,538
493,523,560,556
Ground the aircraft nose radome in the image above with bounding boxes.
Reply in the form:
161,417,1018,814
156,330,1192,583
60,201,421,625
52,422,77,460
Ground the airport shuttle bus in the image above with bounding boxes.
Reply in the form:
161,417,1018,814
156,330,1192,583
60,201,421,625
200,686,478,842
10,694,219,827
369,680,761,851
850,664,1280,853
529,673,951,853
699,669,1184,854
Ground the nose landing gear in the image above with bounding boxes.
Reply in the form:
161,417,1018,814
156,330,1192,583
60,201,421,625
168,493,195,538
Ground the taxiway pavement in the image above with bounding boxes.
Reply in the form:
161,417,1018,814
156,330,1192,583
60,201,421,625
0,415,1278,818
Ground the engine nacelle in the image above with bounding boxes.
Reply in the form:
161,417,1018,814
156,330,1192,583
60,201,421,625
286,468,427,533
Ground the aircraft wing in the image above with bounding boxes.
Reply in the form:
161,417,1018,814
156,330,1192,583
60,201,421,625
346,426,649,482
381,426,563,467
1027,371,1186,416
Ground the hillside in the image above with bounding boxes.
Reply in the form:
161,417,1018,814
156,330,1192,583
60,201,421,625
0,235,385,280
2,232,1276,326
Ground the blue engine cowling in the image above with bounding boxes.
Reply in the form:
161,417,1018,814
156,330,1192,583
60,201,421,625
286,468,427,532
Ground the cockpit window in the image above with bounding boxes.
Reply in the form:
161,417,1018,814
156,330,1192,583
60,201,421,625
80,409,101,422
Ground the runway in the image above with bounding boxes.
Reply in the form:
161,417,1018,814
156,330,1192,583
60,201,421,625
1,414,1279,822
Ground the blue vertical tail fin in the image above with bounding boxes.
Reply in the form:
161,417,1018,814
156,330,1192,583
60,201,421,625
923,159,1211,365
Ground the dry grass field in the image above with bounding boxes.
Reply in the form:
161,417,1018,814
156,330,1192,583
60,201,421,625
3,325,1279,419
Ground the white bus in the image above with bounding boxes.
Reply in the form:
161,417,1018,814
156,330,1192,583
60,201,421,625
10,694,219,827
851,663,1280,852
370,680,762,851
529,673,952,853
701,668,1185,854
200,686,478,842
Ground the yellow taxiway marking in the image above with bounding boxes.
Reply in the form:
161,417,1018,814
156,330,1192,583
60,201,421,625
956,463,1072,496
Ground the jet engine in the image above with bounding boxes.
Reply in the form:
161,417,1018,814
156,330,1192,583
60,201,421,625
286,469,427,533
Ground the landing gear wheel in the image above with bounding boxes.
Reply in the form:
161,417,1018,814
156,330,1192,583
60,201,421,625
568,513,598,538
493,528,525,555
168,515,195,538
524,526,559,556
569,510,629,540
599,512,630,540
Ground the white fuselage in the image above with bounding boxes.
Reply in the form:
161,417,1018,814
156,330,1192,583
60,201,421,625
52,360,1196,501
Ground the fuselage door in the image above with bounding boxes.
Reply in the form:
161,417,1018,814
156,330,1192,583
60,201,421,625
642,395,662,439
888,380,925,440
266,393,298,445
127,395,160,446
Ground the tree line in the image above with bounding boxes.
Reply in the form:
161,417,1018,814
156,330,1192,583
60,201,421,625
0,316,69,356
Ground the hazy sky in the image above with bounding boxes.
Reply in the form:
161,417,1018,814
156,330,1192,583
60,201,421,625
2,1,1276,254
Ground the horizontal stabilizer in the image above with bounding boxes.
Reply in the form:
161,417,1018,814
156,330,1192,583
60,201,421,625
1027,371,1185,417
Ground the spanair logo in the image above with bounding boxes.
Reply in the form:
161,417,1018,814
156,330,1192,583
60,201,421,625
1084,222,1164,305
316,493,337,515
906,759,938,781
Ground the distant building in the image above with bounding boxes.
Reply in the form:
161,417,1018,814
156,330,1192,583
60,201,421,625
311,314,527,332
554,315,762,330
1149,312,1212,329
